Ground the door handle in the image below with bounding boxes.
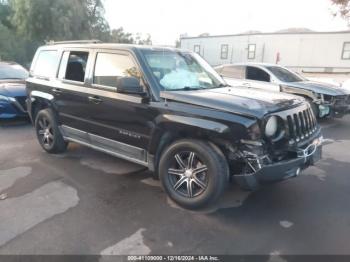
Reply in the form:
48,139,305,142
52,88,63,94
88,96,103,104
242,82,251,88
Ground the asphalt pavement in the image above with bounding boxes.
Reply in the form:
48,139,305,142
0,116,349,259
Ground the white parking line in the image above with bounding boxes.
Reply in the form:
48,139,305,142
0,181,79,247
268,251,287,262
279,221,294,228
100,228,151,256
0,167,32,192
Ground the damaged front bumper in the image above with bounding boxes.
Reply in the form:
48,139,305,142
233,135,325,190
316,95,350,118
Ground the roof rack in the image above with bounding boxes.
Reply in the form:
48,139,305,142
46,40,102,45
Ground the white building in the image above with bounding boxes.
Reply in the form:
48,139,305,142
180,31,350,73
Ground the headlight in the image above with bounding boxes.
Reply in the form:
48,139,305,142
265,116,278,137
0,95,9,102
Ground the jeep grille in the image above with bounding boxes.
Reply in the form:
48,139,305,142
274,103,318,144
286,106,317,143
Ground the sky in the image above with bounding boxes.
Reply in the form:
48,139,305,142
104,0,349,46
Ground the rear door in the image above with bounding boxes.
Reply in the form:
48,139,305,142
54,49,93,136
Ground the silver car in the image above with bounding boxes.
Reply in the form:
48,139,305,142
215,63,350,118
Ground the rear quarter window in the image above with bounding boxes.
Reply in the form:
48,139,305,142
32,50,60,78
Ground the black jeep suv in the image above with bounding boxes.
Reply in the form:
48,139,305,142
26,41,323,209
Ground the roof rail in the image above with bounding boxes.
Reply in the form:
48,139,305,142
46,40,102,45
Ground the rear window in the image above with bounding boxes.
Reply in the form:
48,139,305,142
32,50,60,78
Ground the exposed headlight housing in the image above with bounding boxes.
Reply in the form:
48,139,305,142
265,116,278,137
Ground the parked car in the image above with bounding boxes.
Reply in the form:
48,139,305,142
0,62,29,119
26,42,323,209
215,63,350,118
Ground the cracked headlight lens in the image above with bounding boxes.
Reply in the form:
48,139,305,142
265,116,278,137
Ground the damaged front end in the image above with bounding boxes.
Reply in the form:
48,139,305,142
315,94,350,118
230,103,326,190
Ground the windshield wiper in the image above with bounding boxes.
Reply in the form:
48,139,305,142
168,86,206,91
215,83,230,88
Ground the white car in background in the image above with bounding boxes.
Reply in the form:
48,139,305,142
215,63,350,119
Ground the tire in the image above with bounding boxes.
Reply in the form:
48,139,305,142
35,108,67,154
158,139,229,209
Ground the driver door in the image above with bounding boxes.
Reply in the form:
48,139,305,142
83,50,155,163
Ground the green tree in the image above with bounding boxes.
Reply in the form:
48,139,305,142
109,28,152,45
110,27,134,43
11,0,110,42
0,0,12,28
135,33,152,45
1,0,152,64
331,0,350,24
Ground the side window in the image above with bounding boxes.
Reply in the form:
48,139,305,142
247,44,256,59
65,52,88,82
93,53,141,88
221,66,245,79
32,50,60,78
246,66,270,82
58,51,89,82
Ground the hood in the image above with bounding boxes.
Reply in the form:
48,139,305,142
0,81,26,97
286,80,350,96
161,87,304,119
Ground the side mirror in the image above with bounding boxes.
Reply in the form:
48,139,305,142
116,77,145,95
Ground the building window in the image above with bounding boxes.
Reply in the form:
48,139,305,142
194,45,201,55
247,44,256,59
342,42,350,60
221,44,229,59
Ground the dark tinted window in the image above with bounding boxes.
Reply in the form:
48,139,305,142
93,53,140,88
0,63,28,80
64,52,89,82
246,66,270,82
33,50,60,78
221,65,245,79
266,66,303,82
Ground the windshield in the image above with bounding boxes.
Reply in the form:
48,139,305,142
0,63,29,80
142,50,226,91
266,66,305,83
